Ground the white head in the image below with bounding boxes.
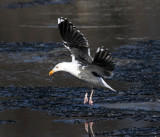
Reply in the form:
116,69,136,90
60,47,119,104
49,62,68,76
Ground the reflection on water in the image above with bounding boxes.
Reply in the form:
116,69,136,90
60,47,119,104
85,122,95,137
0,108,159,137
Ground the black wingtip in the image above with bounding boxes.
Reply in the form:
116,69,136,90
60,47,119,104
57,17,89,48
92,46,115,76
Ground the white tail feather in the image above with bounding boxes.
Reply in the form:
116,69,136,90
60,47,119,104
100,78,116,92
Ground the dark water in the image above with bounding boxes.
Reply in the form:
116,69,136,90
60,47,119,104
0,0,160,136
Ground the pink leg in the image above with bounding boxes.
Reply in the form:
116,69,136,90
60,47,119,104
84,122,88,133
89,89,94,105
89,122,95,137
84,93,88,104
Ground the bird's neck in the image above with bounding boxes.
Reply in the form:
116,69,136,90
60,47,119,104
60,62,81,77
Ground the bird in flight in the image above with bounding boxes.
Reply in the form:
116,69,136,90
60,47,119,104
49,17,116,105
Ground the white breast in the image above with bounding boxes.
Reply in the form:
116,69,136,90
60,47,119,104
64,62,81,78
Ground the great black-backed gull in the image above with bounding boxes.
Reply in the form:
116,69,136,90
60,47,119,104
49,17,116,105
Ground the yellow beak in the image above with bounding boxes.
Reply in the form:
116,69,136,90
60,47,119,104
49,70,55,76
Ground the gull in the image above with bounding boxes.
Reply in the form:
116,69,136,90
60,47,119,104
49,17,116,105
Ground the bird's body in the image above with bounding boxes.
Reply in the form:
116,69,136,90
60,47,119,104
49,17,116,105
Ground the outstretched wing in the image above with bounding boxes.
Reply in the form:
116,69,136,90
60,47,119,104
91,47,115,78
58,17,92,64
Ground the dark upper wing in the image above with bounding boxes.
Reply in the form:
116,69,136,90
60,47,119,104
91,47,115,78
58,17,92,64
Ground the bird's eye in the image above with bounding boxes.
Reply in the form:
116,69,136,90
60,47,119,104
56,66,58,69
